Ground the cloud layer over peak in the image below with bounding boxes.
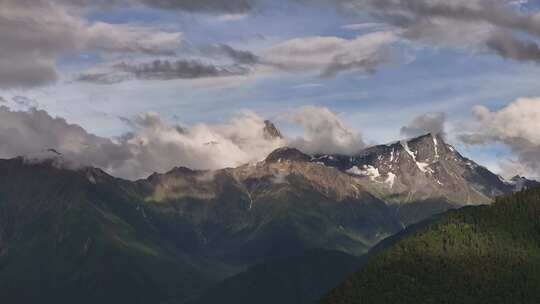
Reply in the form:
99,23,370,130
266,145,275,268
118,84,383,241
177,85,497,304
284,106,366,155
0,103,368,179
401,112,447,138
0,106,283,179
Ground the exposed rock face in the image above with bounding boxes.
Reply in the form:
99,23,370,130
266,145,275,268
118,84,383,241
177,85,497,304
263,120,283,140
138,150,403,263
264,147,311,163
312,134,536,225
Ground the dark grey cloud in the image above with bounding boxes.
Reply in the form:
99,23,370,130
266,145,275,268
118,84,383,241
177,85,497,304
487,31,540,62
77,59,252,84
401,112,447,138
138,0,252,13
76,73,131,85
203,44,260,65
56,0,252,13
124,59,251,79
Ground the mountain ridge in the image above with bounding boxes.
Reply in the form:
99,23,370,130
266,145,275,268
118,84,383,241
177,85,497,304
0,132,537,303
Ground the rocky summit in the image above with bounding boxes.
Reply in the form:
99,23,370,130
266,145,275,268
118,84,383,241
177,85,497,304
312,133,538,225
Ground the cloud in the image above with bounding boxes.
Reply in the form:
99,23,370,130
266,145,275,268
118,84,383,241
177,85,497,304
401,112,447,138
283,106,366,155
459,97,540,178
77,59,253,84
340,0,540,63
202,44,260,65
341,23,387,31
80,32,398,84
0,106,284,180
111,111,284,179
263,31,400,77
0,106,132,172
76,44,260,84
135,0,252,12
60,0,253,13
0,103,372,178
0,0,182,88
487,31,540,62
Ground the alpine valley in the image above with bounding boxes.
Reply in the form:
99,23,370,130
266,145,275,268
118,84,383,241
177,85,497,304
0,123,537,304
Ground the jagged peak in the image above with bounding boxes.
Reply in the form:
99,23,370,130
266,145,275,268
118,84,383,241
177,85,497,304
265,147,311,163
263,120,283,140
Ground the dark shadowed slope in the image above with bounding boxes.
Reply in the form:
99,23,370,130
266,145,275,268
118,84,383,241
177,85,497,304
195,250,364,304
0,159,213,304
0,152,402,304
322,185,540,304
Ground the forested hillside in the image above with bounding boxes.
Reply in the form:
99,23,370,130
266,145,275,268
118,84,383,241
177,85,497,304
322,186,540,304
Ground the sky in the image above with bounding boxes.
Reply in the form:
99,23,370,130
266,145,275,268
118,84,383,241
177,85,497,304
1,0,540,180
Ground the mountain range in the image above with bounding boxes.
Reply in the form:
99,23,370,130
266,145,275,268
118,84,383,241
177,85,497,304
313,133,536,225
0,127,537,303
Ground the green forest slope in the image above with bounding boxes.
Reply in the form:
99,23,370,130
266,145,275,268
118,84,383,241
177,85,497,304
322,186,540,304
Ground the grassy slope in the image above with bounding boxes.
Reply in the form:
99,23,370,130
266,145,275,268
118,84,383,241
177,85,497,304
322,186,540,304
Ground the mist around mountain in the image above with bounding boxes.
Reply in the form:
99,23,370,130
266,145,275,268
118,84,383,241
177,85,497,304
322,185,540,304
0,131,537,304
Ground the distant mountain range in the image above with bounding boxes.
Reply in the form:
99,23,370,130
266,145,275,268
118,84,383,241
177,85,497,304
0,129,537,303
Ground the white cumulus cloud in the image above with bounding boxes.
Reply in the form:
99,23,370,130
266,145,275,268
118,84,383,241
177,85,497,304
283,106,366,155
460,97,540,178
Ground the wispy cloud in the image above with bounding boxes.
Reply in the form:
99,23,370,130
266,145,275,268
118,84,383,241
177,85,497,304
263,31,401,77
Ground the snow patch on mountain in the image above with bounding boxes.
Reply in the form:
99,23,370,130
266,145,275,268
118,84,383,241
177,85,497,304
417,161,434,174
401,140,416,160
433,136,439,159
385,172,396,187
